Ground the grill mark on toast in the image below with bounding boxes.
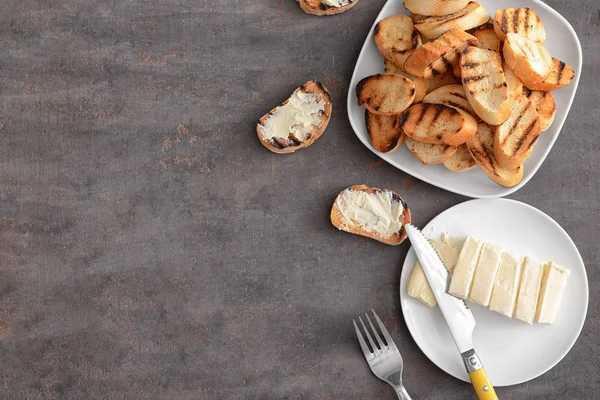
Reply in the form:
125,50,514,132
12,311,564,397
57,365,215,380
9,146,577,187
431,68,441,77
387,137,399,151
513,119,538,153
271,138,286,149
431,104,445,123
462,62,480,69
416,103,432,124
557,61,566,82
290,137,302,146
400,111,409,126
524,8,531,33
374,23,381,36
527,135,539,150
440,53,453,72
501,11,508,33
502,114,523,145
512,10,519,33
463,75,485,84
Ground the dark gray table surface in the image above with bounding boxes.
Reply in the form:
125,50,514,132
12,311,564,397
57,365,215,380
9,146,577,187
0,0,598,399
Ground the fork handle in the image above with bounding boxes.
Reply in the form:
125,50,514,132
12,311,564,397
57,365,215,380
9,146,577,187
393,384,412,400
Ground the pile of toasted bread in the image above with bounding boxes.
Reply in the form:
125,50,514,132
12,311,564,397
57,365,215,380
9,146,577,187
356,1,575,187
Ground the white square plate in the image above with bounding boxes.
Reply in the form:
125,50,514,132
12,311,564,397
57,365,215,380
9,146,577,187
347,0,582,198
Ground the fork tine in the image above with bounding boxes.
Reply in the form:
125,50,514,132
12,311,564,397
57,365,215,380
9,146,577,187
353,320,373,360
359,316,379,353
365,312,386,350
371,309,396,349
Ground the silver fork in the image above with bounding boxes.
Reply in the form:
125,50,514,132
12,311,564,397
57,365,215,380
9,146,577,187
353,310,412,400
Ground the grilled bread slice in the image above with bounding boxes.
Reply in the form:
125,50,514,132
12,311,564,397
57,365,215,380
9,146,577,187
493,8,546,42
357,74,416,116
331,185,411,246
526,58,575,91
404,29,478,79
403,0,470,17
414,2,490,39
384,59,428,103
401,103,477,146
524,89,556,132
423,84,477,117
375,15,422,68
297,0,359,16
467,123,524,187
460,47,511,125
494,95,541,169
504,62,524,99
405,137,457,164
503,33,552,86
426,71,461,93
365,110,405,152
443,144,476,171
257,81,332,154
453,62,462,78
468,22,501,52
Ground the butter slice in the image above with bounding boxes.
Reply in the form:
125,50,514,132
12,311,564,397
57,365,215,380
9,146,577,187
407,239,459,307
536,262,570,324
514,257,545,324
469,243,502,306
448,236,483,299
489,252,524,318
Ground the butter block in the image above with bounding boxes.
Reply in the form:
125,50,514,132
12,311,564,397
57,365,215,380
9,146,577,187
536,262,570,324
469,243,503,306
514,257,545,324
407,239,459,307
489,252,524,318
448,236,484,299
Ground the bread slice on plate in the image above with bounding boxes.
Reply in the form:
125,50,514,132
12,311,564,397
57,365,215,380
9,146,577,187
526,58,575,91
401,103,477,146
413,2,491,40
257,81,332,154
494,95,541,169
468,21,501,52
524,88,556,132
384,59,427,103
403,0,470,17
365,110,405,153
404,29,478,79
297,0,359,16
422,84,477,117
503,33,552,86
493,8,546,42
467,123,524,187
443,144,476,171
460,46,511,125
331,184,411,245
405,136,457,165
356,74,416,115
503,62,524,99
375,15,422,68
426,71,461,93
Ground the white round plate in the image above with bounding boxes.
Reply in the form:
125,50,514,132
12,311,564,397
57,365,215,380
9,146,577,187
399,199,588,386
347,0,582,198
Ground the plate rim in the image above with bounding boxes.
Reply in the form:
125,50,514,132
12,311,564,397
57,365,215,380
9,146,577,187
346,0,583,199
398,198,589,386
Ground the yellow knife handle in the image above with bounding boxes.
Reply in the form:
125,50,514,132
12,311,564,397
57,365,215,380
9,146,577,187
469,368,498,400
462,350,498,400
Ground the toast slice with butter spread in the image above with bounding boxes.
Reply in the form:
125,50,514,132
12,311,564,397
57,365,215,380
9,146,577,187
257,81,332,154
331,185,411,245
297,0,359,16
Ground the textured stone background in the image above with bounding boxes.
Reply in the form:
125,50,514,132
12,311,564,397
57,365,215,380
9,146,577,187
0,0,598,399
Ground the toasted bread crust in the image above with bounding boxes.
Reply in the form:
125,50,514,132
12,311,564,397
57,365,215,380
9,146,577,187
365,110,405,153
524,88,556,132
494,95,541,169
467,123,524,187
330,185,411,246
503,62,524,99
257,81,332,154
297,0,359,16
357,74,416,116
461,47,511,125
526,58,575,91
468,21,501,52
443,144,476,171
404,29,478,79
414,2,491,39
405,137,457,165
403,0,470,17
493,8,546,42
375,15,422,63
384,60,428,103
401,103,477,146
423,84,477,118
503,33,552,86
